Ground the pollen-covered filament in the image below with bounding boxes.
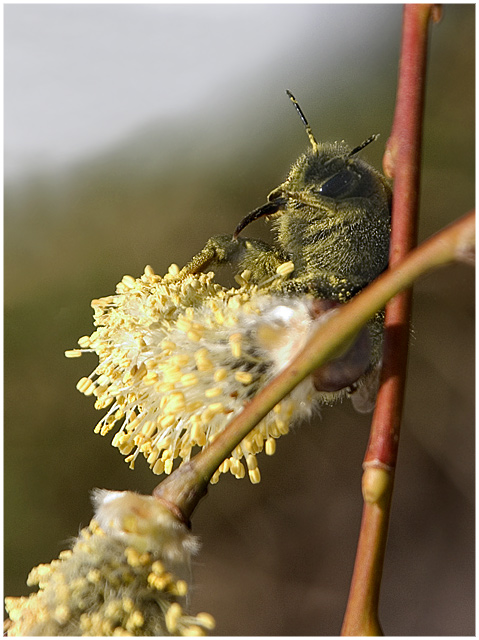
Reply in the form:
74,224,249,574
69,264,322,483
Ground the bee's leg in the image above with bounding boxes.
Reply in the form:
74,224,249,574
177,235,240,277
236,239,289,283
178,234,286,283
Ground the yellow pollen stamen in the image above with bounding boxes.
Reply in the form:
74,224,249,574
214,368,228,382
196,613,216,630
235,371,254,385
126,610,144,631
176,317,192,333
65,349,83,358
165,603,182,634
186,400,203,412
249,468,261,484
76,377,96,396
126,455,137,469
204,386,222,398
161,339,176,352
160,415,177,429
219,459,230,473
229,333,242,358
143,371,159,385
265,437,276,455
194,348,213,371
151,560,165,574
121,275,137,289
191,423,206,446
276,261,295,277
153,460,164,475
208,402,226,415
163,392,186,414
147,450,159,466
172,354,190,367
180,373,199,387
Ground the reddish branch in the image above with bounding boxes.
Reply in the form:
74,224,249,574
341,4,441,635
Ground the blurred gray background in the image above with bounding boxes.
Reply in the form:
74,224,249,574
4,4,474,635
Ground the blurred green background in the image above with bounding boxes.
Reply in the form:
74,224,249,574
5,4,474,635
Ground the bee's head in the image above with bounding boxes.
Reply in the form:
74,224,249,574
280,136,389,204
233,92,389,239
274,91,384,203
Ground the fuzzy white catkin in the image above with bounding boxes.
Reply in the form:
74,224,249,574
70,267,330,484
4,490,215,637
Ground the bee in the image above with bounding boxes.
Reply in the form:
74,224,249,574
178,91,392,411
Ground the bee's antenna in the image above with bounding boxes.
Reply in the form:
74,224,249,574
286,90,319,154
349,134,379,157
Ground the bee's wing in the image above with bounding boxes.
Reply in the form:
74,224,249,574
349,361,382,414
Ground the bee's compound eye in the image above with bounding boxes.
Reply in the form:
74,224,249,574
319,169,359,199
